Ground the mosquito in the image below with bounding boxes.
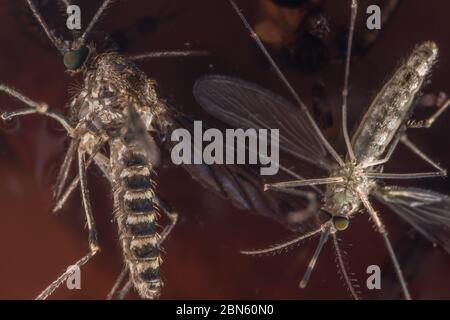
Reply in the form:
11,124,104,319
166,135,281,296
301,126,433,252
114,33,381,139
193,0,450,299
0,0,292,300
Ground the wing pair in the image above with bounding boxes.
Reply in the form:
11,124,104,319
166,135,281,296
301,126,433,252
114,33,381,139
193,75,450,252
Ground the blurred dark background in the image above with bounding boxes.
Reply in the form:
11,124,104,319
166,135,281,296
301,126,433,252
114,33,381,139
0,0,449,300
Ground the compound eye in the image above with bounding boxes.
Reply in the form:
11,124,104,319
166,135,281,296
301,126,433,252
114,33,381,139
64,47,89,70
333,216,350,231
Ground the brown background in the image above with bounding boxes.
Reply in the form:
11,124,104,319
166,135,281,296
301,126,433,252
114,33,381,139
0,0,449,300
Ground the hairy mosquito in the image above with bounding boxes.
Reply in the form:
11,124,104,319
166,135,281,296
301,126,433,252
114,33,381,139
193,0,450,299
1,0,298,300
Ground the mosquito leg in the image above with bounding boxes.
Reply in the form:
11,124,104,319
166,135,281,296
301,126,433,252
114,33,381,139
128,51,209,61
400,135,446,174
365,171,446,180
107,266,129,300
78,149,100,252
332,233,360,300
37,150,102,299
54,139,80,202
358,191,411,300
117,279,133,300
35,250,97,300
265,176,344,190
26,0,64,52
409,98,450,129
227,0,345,167
155,198,178,246
0,84,73,134
53,140,109,213
341,0,358,161
79,0,114,46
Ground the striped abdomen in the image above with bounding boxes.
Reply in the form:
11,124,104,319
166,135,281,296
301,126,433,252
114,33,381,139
352,42,438,164
110,137,162,299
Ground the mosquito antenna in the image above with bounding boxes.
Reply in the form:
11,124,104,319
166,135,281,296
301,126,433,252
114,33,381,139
299,226,330,288
26,0,63,53
332,233,360,300
341,0,358,161
79,0,115,46
241,226,323,255
227,0,344,167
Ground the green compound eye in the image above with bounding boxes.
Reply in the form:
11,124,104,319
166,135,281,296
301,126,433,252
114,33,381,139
64,47,89,70
333,216,350,231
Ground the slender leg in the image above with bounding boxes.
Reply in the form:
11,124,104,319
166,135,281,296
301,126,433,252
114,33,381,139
78,149,100,252
365,171,446,180
107,266,129,300
117,279,133,300
358,191,411,300
400,135,446,174
79,0,114,45
37,149,102,299
408,98,450,128
26,0,64,52
53,141,109,213
35,251,97,300
332,233,360,300
54,139,80,202
155,198,178,246
265,176,344,190
0,84,73,134
341,0,358,161
360,131,448,174
128,51,209,61
227,0,344,167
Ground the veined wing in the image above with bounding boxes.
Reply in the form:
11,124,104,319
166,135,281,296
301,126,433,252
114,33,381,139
374,186,450,253
193,75,333,171
157,112,320,232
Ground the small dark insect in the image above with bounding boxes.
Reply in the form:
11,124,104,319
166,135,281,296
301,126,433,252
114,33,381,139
194,0,450,299
0,0,292,300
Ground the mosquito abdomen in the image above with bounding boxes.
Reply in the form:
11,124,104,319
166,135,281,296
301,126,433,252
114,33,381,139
351,41,438,164
110,137,162,299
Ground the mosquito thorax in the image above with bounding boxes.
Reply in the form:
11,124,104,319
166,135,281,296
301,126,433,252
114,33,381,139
63,46,90,71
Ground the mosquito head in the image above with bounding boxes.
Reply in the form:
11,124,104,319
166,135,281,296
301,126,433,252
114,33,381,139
63,46,91,72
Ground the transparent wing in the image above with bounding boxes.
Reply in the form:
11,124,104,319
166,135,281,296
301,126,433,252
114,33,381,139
156,112,321,232
374,186,450,253
127,98,161,167
193,75,332,171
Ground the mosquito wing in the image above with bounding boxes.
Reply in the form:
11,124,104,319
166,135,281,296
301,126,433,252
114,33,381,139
193,75,333,171
127,100,161,167
157,112,320,232
375,186,450,253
